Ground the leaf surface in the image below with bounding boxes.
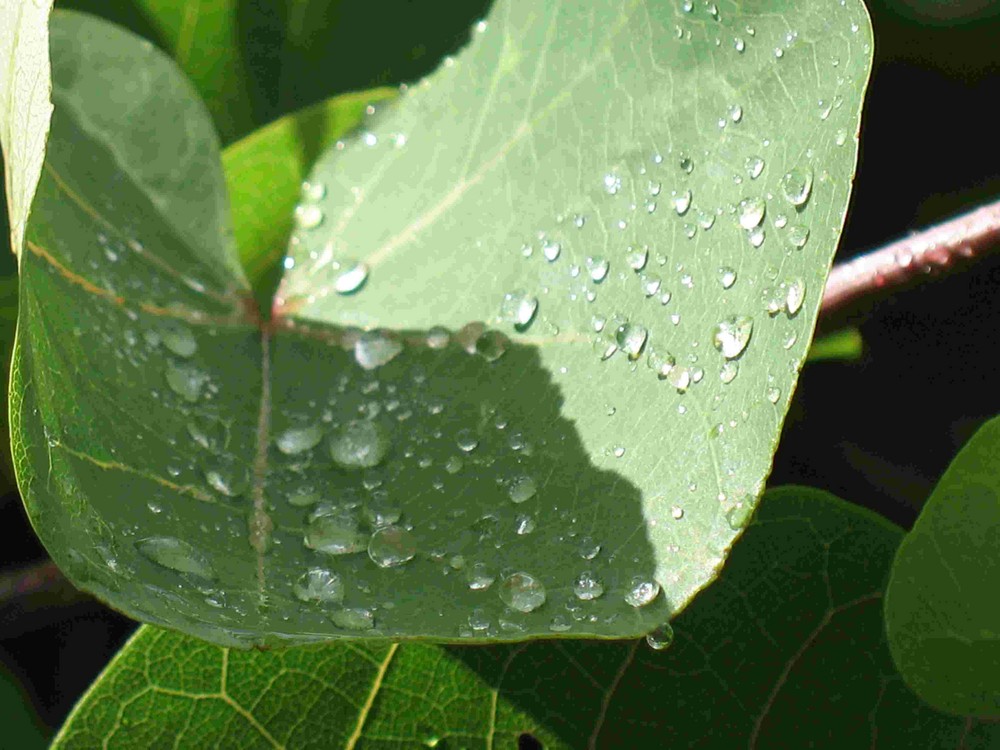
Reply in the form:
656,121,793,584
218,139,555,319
51,488,1000,749
12,2,872,644
885,416,1000,717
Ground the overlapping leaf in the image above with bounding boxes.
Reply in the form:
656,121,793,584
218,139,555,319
51,488,1000,749
11,1,872,644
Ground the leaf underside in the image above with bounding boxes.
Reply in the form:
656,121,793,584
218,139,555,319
51,489,1000,749
13,2,872,645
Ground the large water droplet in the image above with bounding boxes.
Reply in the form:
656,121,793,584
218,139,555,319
329,607,375,631
368,525,417,567
165,362,207,402
499,572,546,613
276,424,324,455
500,290,539,329
333,261,369,294
136,537,214,579
293,568,344,603
738,197,766,230
305,506,368,555
615,323,648,360
713,316,754,359
573,571,605,600
780,167,813,207
625,577,661,607
646,622,675,651
508,475,537,504
355,330,403,370
329,421,389,469
474,330,508,362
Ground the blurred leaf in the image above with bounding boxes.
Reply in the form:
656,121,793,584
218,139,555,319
0,664,47,749
12,0,872,644
0,0,54,259
807,327,863,362
885,415,1000,716
51,487,1000,749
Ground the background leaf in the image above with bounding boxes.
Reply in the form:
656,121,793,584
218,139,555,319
885,415,1000,717
51,487,1000,749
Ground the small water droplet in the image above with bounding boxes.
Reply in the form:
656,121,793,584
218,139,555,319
329,607,375,631
787,224,810,249
667,365,691,392
578,536,601,560
162,325,197,358
738,197,766,230
673,189,692,215
355,330,403,370
679,155,694,174
368,525,417,567
615,323,648,360
329,421,389,469
720,360,739,384
780,167,813,207
726,495,757,530
603,173,622,195
276,424,324,455
713,316,753,359
499,572,546,613
671,506,684,520
642,273,662,297
165,362,207,402
748,227,766,248
333,261,369,294
136,537,214,579
294,204,323,229
542,240,561,262
729,104,743,123
306,506,368,555
467,562,496,590
474,330,508,362
499,290,539,329
625,577,661,607
646,622,675,650
766,386,781,404
745,155,765,179
573,571,605,600
626,246,649,271
785,277,806,315
426,326,450,349
586,256,610,283
294,568,344,603
718,267,737,289
515,514,536,535
301,181,326,202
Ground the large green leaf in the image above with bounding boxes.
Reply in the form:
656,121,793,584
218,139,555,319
0,0,54,259
51,487,1000,749
885,416,1000,717
11,1,872,645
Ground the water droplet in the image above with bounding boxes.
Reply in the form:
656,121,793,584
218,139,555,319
718,267,737,289
667,365,691,392
301,181,326,202
276,424,324,455
586,256,610,283
355,330,403,370
642,273,662,297
333,261,369,294
738,197,766,230
468,608,490,631
542,240,561,262
508,475,537,504
672,506,684,520
626,246,649,271
287,487,321,507
615,323,648,360
613,445,626,458
603,173,622,195
499,290,539,329
729,104,743,123
785,277,806,315
294,568,344,603
205,466,245,497
329,607,374,631
734,36,745,52
362,492,401,527
305,506,368,555
780,167,813,207
766,386,781,404
426,326,450,349
787,225,810,249
368,525,417,567
162,325,197,358
673,189,692,215
679,155,694,174
713,316,753,359
515,514,536,535
625,577,661,607
696,209,716,230
499,572,546,613
578,536,601,560
726,495,757,530
467,562,496,590
746,155,765,179
165,362,207,402
720,360,739,384
647,349,675,378
646,623,675,650
474,330,508,362
748,227,766,248
329,421,389,469
136,537,214,579
294,204,323,229
573,571,605,600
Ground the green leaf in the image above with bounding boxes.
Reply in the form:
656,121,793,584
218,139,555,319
885,416,1000,717
222,88,395,303
0,0,54,258
52,487,1000,749
10,1,872,645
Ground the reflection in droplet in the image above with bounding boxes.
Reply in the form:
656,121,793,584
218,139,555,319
355,330,403,370
293,568,344,603
573,571,605,600
329,607,375,631
136,537,214,579
625,577,661,607
499,572,546,613
780,167,813,207
467,562,496,590
500,290,539,329
305,507,368,555
329,421,389,469
508,475,537,504
713,316,754,359
333,261,369,294
646,623,675,650
276,424,324,455
368,525,417,567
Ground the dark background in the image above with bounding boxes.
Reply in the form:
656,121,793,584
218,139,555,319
1,0,998,742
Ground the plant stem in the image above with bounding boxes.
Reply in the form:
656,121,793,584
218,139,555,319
820,200,1000,321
